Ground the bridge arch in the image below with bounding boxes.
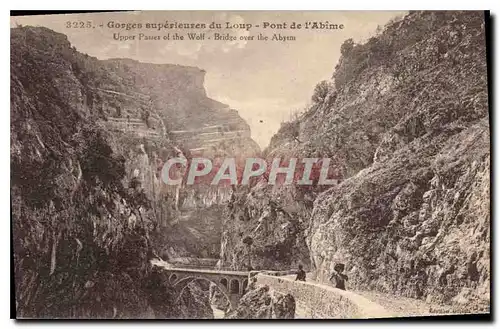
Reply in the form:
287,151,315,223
230,279,240,294
150,262,251,312
172,275,234,310
220,278,228,290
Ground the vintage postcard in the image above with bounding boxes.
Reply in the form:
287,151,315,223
10,10,490,319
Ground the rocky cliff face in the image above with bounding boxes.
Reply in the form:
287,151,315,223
221,11,489,313
97,57,259,261
226,285,295,319
220,183,312,271
11,26,159,318
11,26,255,318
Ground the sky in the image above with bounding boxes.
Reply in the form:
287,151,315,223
11,11,405,148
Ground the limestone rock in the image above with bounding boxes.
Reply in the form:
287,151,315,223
226,285,296,319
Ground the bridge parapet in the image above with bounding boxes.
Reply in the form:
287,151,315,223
255,274,394,319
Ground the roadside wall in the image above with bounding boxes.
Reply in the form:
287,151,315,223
255,274,394,319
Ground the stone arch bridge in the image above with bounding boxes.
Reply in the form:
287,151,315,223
153,262,250,310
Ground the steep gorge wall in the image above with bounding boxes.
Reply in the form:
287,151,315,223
11,26,164,318
221,11,490,313
98,56,260,262
11,26,247,318
308,11,490,313
220,183,312,271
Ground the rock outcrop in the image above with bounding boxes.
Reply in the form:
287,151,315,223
226,285,295,319
220,183,312,270
220,11,490,313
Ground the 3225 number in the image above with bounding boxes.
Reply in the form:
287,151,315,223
65,21,93,28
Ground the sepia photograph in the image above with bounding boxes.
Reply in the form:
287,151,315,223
9,10,491,320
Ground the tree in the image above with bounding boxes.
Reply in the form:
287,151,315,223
340,38,355,56
311,80,333,104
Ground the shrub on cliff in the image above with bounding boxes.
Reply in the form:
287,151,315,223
311,80,333,104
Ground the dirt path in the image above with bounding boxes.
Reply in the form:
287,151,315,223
294,276,438,318
353,290,434,317
293,288,437,318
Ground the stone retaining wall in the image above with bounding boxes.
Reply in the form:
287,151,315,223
255,274,394,319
